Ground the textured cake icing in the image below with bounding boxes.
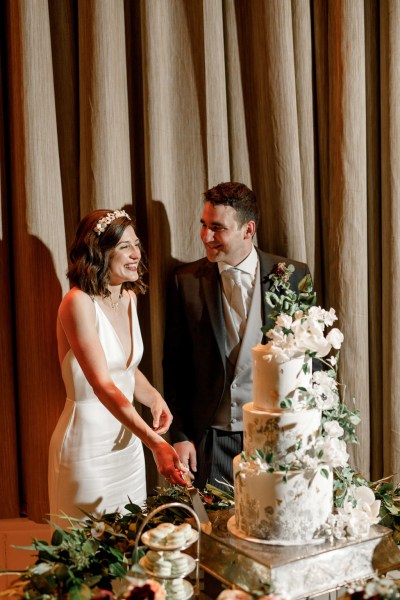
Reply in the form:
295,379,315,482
252,344,312,410
233,343,333,544
233,457,333,543
242,402,321,461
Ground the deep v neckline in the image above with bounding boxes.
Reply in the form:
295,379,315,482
94,296,135,369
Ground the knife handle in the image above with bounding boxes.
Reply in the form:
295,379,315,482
181,471,193,488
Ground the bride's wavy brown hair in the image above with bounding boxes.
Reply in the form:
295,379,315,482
67,209,148,297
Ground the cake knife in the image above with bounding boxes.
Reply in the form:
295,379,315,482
182,472,211,527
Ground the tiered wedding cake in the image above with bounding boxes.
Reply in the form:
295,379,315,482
233,350,333,544
231,263,346,545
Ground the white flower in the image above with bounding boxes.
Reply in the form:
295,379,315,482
352,486,381,522
294,330,332,357
315,437,349,468
276,313,293,329
263,336,302,363
301,454,320,469
360,575,400,598
326,328,344,350
342,507,373,539
264,307,343,362
326,355,337,367
307,306,337,326
310,370,339,408
323,420,344,438
329,485,382,541
312,370,337,387
323,308,338,326
323,513,348,541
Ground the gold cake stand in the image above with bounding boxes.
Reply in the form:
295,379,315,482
188,509,400,599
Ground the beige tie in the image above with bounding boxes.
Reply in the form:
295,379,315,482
222,268,246,325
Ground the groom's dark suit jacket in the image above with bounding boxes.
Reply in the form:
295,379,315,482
163,249,309,447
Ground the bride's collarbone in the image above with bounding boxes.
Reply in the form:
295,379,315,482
98,295,130,321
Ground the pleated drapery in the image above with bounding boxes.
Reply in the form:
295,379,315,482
0,0,398,521
381,1,400,482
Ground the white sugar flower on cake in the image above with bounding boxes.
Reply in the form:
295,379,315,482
261,263,344,363
308,370,340,410
323,485,381,542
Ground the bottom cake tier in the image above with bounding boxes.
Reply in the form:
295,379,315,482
233,455,333,544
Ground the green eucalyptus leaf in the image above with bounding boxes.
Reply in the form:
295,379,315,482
256,448,265,460
109,561,127,578
123,502,142,514
321,468,330,479
108,546,125,560
265,292,281,308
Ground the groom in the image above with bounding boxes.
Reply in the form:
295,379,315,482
163,182,310,489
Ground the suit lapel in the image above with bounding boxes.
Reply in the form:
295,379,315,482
257,249,277,328
201,261,226,363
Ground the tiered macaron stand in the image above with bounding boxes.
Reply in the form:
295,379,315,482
133,502,201,599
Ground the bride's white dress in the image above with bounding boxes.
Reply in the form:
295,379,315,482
48,296,146,523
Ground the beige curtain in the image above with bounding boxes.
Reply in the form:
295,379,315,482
0,0,395,522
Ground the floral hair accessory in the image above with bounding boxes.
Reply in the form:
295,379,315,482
94,209,131,235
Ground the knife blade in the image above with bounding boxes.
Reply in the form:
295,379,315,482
182,472,211,526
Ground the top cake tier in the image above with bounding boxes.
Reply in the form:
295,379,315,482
252,344,312,410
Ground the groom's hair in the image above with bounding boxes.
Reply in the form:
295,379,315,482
204,181,260,229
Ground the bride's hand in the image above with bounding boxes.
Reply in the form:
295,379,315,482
150,395,173,434
151,440,188,485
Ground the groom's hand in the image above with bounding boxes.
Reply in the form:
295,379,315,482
174,440,197,480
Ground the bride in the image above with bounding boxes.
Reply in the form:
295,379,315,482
48,208,187,523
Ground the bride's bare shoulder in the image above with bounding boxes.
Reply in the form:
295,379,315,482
59,287,95,319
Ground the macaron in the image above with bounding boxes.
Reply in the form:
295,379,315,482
152,558,172,577
147,529,167,544
175,523,193,542
170,554,189,576
165,578,187,600
144,550,163,569
165,529,186,547
156,523,176,535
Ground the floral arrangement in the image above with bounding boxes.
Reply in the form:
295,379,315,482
0,486,233,599
344,573,400,599
1,483,400,599
263,263,343,362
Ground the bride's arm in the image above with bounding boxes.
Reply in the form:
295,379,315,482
57,288,186,485
133,368,173,435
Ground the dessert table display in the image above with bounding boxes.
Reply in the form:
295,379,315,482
1,492,400,599
133,502,201,599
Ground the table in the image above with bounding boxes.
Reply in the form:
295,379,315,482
190,510,400,599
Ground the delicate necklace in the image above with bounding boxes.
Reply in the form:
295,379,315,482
109,292,122,310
